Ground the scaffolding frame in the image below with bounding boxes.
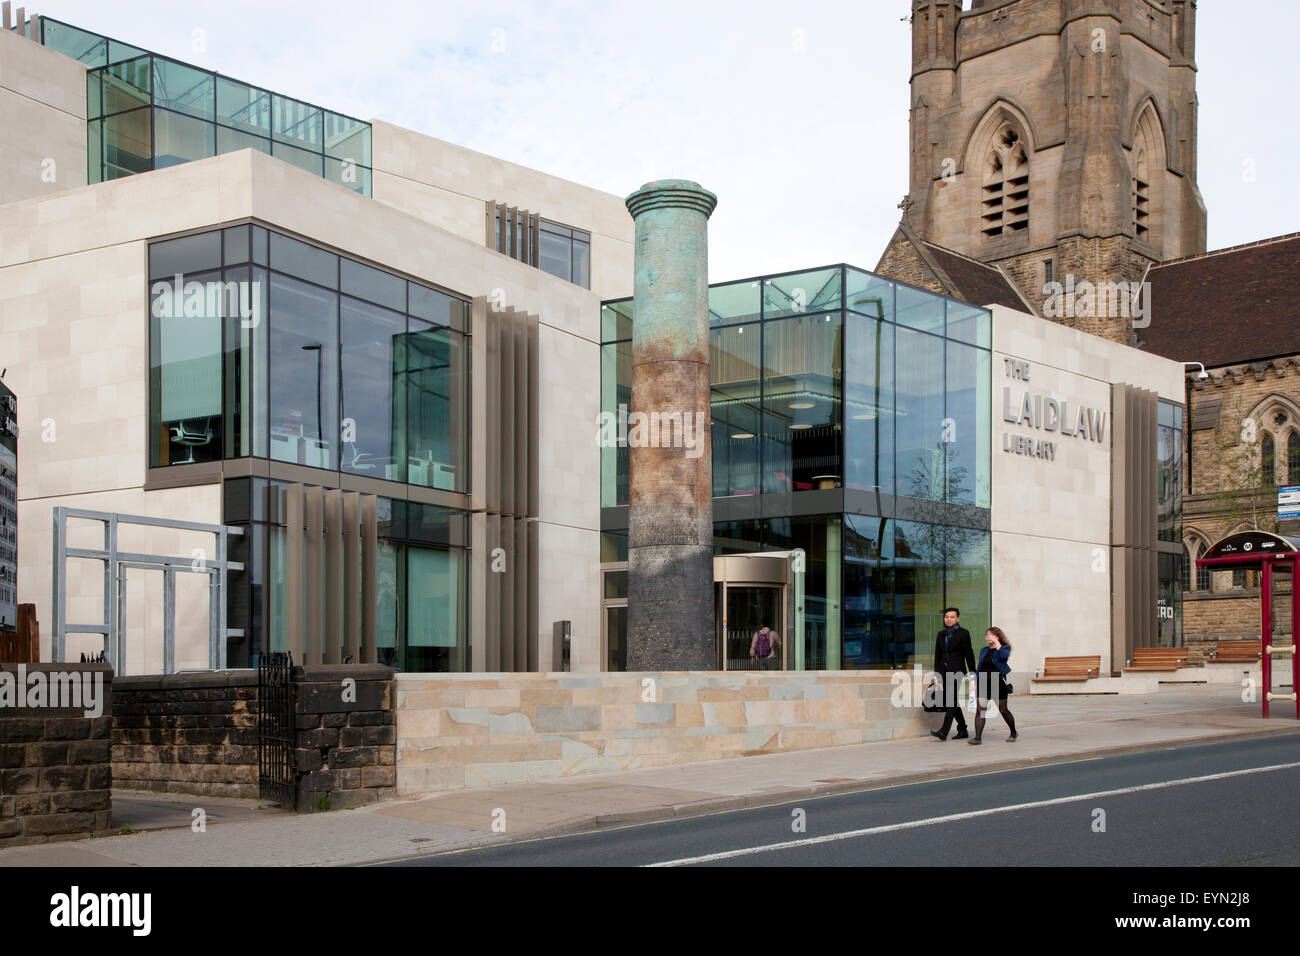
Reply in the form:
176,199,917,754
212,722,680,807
51,507,244,674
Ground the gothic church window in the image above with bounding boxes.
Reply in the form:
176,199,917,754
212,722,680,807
981,123,1029,238
1262,432,1275,485
1289,432,1300,485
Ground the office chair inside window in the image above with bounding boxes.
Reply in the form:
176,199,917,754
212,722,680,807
169,417,213,463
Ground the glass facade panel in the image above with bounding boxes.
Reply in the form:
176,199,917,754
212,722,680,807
150,231,222,280
1157,400,1183,543
340,297,406,478
217,126,271,157
153,108,215,168
766,515,840,670
324,157,372,196
601,301,633,343
573,235,591,289
87,70,102,120
272,140,324,177
763,268,841,318
762,314,843,493
896,283,946,334
894,327,946,501
153,58,214,120
149,268,224,467
323,111,371,160
217,77,271,136
711,323,762,497
843,514,892,668
1158,551,1183,646
945,340,991,507
341,259,406,312
269,232,337,288
101,56,151,115
845,315,894,493
269,273,338,469
79,44,370,194
947,301,992,349
409,285,464,330
87,119,103,185
539,228,571,283
222,265,268,459
709,280,762,326
102,107,151,180
42,19,108,66
845,269,894,321
406,325,467,492
272,95,323,150
600,341,631,508
405,548,464,671
601,263,993,672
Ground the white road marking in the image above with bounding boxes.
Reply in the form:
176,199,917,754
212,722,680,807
646,760,1300,867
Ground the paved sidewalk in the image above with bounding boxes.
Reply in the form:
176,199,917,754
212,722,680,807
1,685,1296,867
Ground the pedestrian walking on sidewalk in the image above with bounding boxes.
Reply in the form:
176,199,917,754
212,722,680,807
929,607,975,740
750,622,780,670
969,626,1018,744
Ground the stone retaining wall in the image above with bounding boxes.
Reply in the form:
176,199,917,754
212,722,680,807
395,671,927,796
0,663,113,847
111,671,259,799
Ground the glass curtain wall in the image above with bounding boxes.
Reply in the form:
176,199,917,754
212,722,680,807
86,50,372,194
246,482,467,669
149,225,469,490
601,264,993,671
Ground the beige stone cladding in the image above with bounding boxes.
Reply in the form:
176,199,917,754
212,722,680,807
0,27,87,206
1,149,605,670
989,305,1183,672
369,121,634,300
393,671,926,795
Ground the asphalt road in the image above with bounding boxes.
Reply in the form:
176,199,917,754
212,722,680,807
386,733,1300,867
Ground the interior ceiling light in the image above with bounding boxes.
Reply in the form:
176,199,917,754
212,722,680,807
731,432,755,440
789,402,814,410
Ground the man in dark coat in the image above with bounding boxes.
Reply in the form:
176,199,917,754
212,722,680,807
929,606,976,740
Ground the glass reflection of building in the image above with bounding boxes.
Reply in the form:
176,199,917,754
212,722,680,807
148,225,467,670
600,266,993,671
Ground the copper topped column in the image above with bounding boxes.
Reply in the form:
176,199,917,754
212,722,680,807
623,180,717,670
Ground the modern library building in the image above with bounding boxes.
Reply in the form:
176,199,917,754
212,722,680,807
1,10,1184,682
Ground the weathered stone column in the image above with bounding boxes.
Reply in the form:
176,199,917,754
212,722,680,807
624,180,717,670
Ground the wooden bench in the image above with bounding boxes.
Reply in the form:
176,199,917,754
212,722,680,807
1212,640,1262,663
1033,655,1102,682
1122,647,1190,673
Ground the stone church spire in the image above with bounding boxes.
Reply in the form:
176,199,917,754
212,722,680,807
885,0,1208,343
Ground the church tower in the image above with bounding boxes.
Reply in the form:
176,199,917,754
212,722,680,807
884,0,1207,343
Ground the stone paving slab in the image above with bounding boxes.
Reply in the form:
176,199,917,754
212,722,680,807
0,686,1296,867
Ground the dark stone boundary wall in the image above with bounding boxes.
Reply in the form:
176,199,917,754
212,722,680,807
293,664,395,812
0,664,113,847
112,671,259,799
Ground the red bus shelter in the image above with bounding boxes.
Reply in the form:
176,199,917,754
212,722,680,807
1195,530,1300,718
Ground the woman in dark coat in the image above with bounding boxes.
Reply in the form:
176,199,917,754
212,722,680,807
969,625,1018,744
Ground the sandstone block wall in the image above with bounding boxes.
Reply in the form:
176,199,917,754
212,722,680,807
394,671,927,796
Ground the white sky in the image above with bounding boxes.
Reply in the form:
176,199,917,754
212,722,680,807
46,0,1300,282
